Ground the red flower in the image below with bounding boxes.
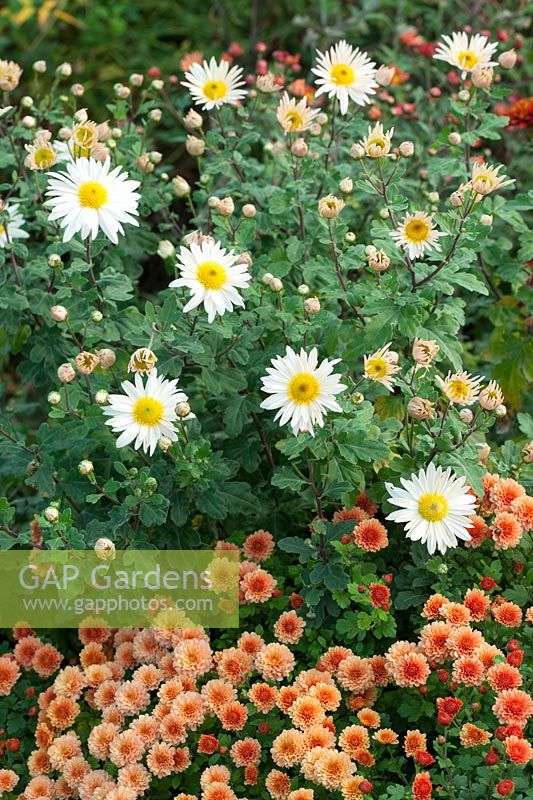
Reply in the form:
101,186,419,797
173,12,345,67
481,577,497,591
198,734,218,755
485,747,499,766
413,771,432,800
5,739,19,752
360,780,374,794
290,593,304,610
436,697,463,718
507,650,524,667
496,780,514,797
369,583,391,610
415,750,435,766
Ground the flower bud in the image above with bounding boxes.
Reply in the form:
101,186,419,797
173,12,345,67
186,135,205,156
478,443,491,464
480,214,493,226
176,401,191,417
458,89,471,101
450,191,464,207
269,277,283,292
399,141,414,157
217,196,234,216
367,249,390,273
379,208,390,219
57,363,75,383
50,305,68,322
184,109,203,130
32,60,47,73
350,392,365,404
350,143,365,159
262,272,274,285
448,132,462,146
21,96,33,108
148,108,162,123
151,79,164,91
375,65,395,87
159,435,172,451
21,116,36,129
522,441,533,463
95,390,109,405
70,83,85,97
407,397,435,420
136,154,154,173
94,537,115,560
316,112,328,125
459,408,474,424
291,138,308,157
345,232,356,243
129,73,144,87
242,203,256,218
96,348,116,369
149,151,162,164
339,177,353,194
91,310,103,323
495,404,507,417
428,192,439,203
58,126,71,140
498,50,517,69
318,195,344,219
44,506,59,522
297,284,310,296
78,460,94,476
172,175,190,197
48,391,61,406
157,239,175,259
304,297,320,315
128,348,156,374
236,252,253,267
75,352,100,375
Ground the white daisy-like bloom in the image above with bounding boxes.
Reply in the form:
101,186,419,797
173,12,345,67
0,203,29,248
169,238,251,323
102,369,187,455
360,121,394,158
433,32,498,79
385,462,477,555
465,162,514,198
182,57,247,110
276,92,319,133
45,157,140,244
390,211,445,260
311,40,377,115
260,346,346,436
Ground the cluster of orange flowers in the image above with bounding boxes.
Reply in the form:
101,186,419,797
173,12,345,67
0,531,530,800
467,474,532,551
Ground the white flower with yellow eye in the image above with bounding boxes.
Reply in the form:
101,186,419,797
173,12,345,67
260,346,346,436
385,462,477,555
0,203,29,248
276,93,319,133
103,370,187,455
170,239,251,323
182,57,247,110
45,157,140,243
433,32,498,79
312,40,377,114
390,211,444,260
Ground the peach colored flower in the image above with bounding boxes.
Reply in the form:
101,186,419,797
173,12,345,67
256,643,295,682
339,725,370,757
357,708,380,728
493,689,533,726
492,512,523,549
460,723,491,747
463,588,490,621
271,729,305,767
492,601,522,627
510,495,533,531
288,695,326,729
0,655,20,695
109,730,144,767
230,737,261,766
441,602,471,626
419,621,452,663
243,530,275,562
218,700,248,730
47,696,80,729
404,729,427,756
505,735,533,764
490,478,526,512
241,568,277,603
265,770,291,800
452,655,485,686
146,742,176,778
249,682,278,713
422,593,448,619
374,728,399,744
274,611,306,644
337,656,373,693
201,678,237,712
353,518,389,551
447,626,484,658
392,652,430,687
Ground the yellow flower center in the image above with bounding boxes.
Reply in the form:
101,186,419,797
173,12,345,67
74,125,96,148
472,174,494,193
196,261,227,290
447,378,470,402
458,51,479,70
132,396,164,427
418,492,449,522
366,357,388,379
0,224,4,235
284,110,304,130
203,80,228,101
404,219,430,243
34,147,55,169
287,372,320,405
78,181,108,209
330,63,355,86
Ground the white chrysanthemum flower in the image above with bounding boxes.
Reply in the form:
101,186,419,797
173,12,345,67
390,211,444,260
438,370,483,406
45,157,140,243
169,239,251,323
311,40,377,114
260,346,346,436
276,92,319,133
0,203,29,248
360,121,394,158
182,57,247,110
102,369,187,455
433,32,498,78
465,162,514,198
363,343,400,392
385,462,477,555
